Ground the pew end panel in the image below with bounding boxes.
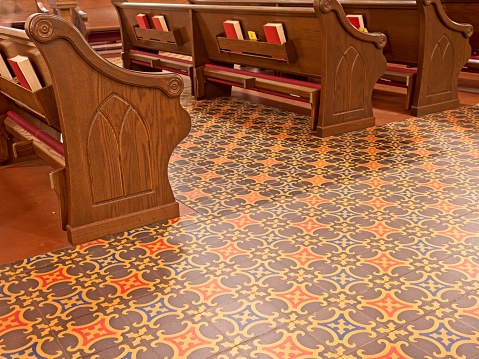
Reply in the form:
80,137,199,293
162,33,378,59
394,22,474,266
412,0,472,116
313,0,387,137
24,14,191,244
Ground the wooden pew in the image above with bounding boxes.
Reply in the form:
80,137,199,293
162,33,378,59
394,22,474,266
191,0,387,137
69,0,122,53
113,0,386,136
5,0,49,29
112,0,195,93
71,0,191,46
197,0,473,116
441,0,479,72
0,13,191,244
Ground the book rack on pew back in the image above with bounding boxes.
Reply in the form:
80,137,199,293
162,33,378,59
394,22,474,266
113,0,387,137
112,0,195,94
0,14,191,245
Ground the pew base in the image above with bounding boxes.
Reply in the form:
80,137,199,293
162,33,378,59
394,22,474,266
66,201,180,245
411,98,460,117
316,117,376,138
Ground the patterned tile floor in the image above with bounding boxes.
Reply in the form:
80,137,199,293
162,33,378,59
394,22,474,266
1,95,479,358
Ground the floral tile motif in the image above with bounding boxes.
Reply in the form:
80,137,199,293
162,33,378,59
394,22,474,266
2,97,479,358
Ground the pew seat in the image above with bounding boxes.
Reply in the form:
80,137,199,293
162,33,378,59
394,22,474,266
199,64,321,129
464,55,479,72
128,49,193,80
378,66,417,110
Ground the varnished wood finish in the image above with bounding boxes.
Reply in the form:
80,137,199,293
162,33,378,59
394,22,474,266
193,0,474,115
114,0,387,135
71,0,121,42
339,0,472,116
0,14,191,244
8,0,49,29
192,0,387,136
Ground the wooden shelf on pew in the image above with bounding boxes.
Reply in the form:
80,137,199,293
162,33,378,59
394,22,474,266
0,77,60,130
133,26,184,46
216,36,296,64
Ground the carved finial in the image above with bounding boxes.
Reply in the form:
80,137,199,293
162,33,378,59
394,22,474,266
465,25,473,38
318,0,332,13
168,78,183,96
377,34,387,49
31,18,54,41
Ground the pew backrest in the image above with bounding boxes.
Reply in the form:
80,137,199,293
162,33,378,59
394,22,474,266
8,0,49,29
71,0,121,42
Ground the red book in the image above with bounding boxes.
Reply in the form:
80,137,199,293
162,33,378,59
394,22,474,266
223,20,244,40
8,55,42,91
263,23,286,44
346,15,365,30
152,15,168,31
136,14,150,29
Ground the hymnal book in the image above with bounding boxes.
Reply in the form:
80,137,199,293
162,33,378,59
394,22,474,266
136,14,150,29
0,53,13,80
152,15,168,31
8,55,42,91
223,20,244,40
263,23,286,44
346,15,365,30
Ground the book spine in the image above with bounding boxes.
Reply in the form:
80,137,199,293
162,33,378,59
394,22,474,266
136,14,150,29
8,59,31,90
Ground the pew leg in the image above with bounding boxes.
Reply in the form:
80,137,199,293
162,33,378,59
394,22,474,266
187,67,195,97
310,90,320,131
0,115,8,163
405,74,416,110
49,168,68,231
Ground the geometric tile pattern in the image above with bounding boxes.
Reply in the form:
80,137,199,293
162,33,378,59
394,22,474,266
1,94,479,358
